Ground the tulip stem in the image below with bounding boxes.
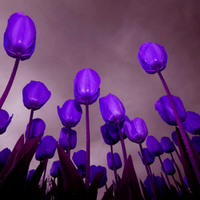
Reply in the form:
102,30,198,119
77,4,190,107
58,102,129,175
85,101,90,191
116,122,127,164
26,108,34,142
0,54,21,109
68,126,71,158
110,145,118,187
157,69,200,184
139,143,157,200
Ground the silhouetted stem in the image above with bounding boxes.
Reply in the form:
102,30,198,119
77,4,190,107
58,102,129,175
157,69,200,184
116,122,127,164
0,54,21,109
26,108,34,142
110,145,118,186
85,101,90,191
139,143,157,200
158,155,171,188
68,126,71,158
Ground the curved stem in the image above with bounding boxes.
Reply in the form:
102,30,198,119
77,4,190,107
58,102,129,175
157,69,200,184
110,145,118,186
85,101,90,191
0,54,21,109
116,122,127,164
26,108,34,142
68,126,71,158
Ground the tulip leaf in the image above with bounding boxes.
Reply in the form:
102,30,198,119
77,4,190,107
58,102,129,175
118,155,144,200
102,184,115,200
175,127,200,198
140,179,152,200
0,134,24,180
89,170,103,200
56,142,90,199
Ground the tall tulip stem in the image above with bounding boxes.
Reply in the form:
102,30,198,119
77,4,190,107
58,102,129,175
110,145,118,186
68,126,71,158
0,54,21,109
85,101,90,191
116,122,127,164
26,108,34,142
139,143,157,200
157,69,200,184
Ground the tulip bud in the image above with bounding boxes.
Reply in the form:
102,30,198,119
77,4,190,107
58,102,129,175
161,158,176,175
50,160,61,178
137,42,168,74
160,136,174,153
0,109,13,135
107,152,122,170
72,150,86,169
138,148,155,166
4,12,36,60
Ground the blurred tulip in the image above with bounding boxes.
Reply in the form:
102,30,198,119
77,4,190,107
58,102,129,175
138,148,155,166
58,127,77,151
35,135,56,161
23,80,51,110
57,99,82,127
182,111,200,135
124,117,148,144
107,152,122,170
99,93,125,124
4,12,36,61
25,118,45,140
162,158,176,175
50,160,61,178
160,136,174,153
0,148,11,171
26,169,35,183
0,109,13,135
171,131,178,146
146,135,164,156
73,68,101,104
155,95,187,126
191,136,200,153
137,42,168,74
72,150,86,170
90,165,107,188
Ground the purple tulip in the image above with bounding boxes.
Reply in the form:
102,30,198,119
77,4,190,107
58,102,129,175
0,148,11,166
107,152,122,170
50,160,61,178
35,135,57,161
162,158,175,175
182,111,200,135
160,136,174,153
26,169,35,183
57,99,82,127
72,150,86,169
23,80,51,110
0,109,13,134
124,117,148,144
58,127,77,151
73,68,101,104
146,135,164,156
155,95,187,126
191,136,200,153
99,93,125,124
4,12,36,61
25,118,45,140
171,131,178,146
138,148,155,166
90,165,107,188
137,42,168,74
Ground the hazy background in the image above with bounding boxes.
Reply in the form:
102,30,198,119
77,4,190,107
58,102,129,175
0,0,200,199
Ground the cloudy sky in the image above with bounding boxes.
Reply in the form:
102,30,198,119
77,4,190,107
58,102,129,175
0,1,200,199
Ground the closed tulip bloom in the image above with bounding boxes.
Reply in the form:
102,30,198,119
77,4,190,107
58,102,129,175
72,150,86,169
23,80,51,110
107,152,122,170
73,68,101,104
4,12,36,60
137,42,168,74
0,148,11,166
124,117,148,144
162,158,176,175
138,148,155,166
182,111,200,135
191,136,200,153
146,135,164,156
50,160,61,178
57,99,82,127
25,118,46,139
99,93,125,124
90,165,107,188
35,135,56,161
155,95,187,126
160,136,174,153
0,109,13,134
58,127,77,151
